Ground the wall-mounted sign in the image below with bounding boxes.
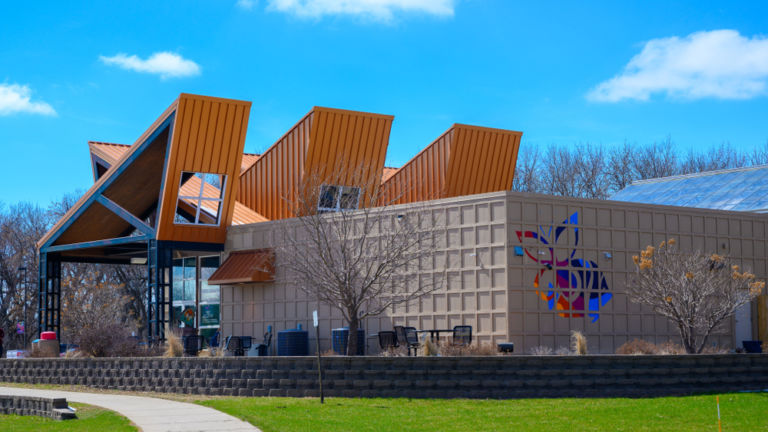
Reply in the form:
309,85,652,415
201,304,220,327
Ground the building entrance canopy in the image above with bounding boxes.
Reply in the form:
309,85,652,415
36,94,254,341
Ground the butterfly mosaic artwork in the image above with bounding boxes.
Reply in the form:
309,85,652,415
515,212,612,322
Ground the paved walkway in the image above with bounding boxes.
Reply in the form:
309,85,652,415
0,386,260,432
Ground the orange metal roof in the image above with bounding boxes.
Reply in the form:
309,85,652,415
381,166,399,183
241,153,260,172
238,106,394,221
207,249,275,284
38,101,179,249
90,141,259,173
91,140,267,227
382,123,522,205
89,141,131,164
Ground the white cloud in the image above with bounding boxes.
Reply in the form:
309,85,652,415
266,0,454,21
0,84,56,116
236,0,256,10
99,52,201,79
588,30,768,102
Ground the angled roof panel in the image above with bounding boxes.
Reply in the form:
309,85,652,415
381,166,398,183
155,94,251,243
240,153,260,172
207,249,275,285
610,165,768,212
382,123,522,205
90,142,258,174
38,101,178,250
238,106,394,221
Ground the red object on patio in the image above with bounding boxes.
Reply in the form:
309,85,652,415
40,331,57,340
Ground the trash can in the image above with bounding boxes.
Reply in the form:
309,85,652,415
332,327,365,355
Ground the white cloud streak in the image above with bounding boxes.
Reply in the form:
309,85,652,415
588,30,768,102
99,52,201,79
0,84,56,116
266,0,454,21
236,0,256,10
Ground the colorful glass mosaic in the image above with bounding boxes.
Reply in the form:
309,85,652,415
516,212,612,322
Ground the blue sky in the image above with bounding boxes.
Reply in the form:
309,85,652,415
1,1,767,206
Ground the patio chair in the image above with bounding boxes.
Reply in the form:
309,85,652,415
404,326,421,356
452,325,472,347
240,336,253,356
224,336,243,357
394,326,408,346
377,331,398,351
207,331,220,355
249,328,273,356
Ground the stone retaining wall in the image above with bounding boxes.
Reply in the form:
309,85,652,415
0,395,76,420
2,355,768,399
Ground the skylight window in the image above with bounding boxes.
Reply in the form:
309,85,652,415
318,185,361,213
175,172,227,226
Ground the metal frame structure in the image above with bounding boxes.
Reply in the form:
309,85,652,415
37,253,62,337
37,115,177,342
36,95,255,345
147,240,173,343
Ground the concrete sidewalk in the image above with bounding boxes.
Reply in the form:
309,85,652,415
0,386,260,432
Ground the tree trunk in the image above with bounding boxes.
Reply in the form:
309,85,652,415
347,316,359,356
676,323,696,354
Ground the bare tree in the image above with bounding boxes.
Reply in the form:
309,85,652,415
274,166,446,355
542,145,580,197
680,142,746,174
49,191,148,340
60,264,131,343
629,239,764,353
512,147,543,193
0,202,50,350
632,136,678,180
749,140,768,166
114,265,148,339
606,141,637,193
574,143,608,199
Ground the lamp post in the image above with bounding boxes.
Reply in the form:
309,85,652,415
17,266,27,350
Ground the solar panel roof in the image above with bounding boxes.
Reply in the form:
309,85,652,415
610,165,768,213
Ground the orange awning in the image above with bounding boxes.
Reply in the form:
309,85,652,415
208,249,275,285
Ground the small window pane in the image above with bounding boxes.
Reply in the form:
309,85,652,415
319,185,339,209
172,281,183,301
175,171,227,226
340,186,360,210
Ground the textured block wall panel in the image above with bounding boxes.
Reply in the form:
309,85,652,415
2,355,768,399
0,395,75,420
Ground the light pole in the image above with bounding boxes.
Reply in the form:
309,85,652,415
17,266,27,350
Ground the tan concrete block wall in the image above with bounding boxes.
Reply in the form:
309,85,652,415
506,192,768,354
220,191,768,355
222,192,510,352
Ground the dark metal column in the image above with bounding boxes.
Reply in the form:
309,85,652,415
37,252,61,338
147,240,173,343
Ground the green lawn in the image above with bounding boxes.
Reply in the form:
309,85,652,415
199,393,768,432
0,403,136,432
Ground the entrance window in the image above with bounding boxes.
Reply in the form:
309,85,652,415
199,256,221,330
318,185,361,213
175,172,227,226
171,255,221,337
172,257,197,328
